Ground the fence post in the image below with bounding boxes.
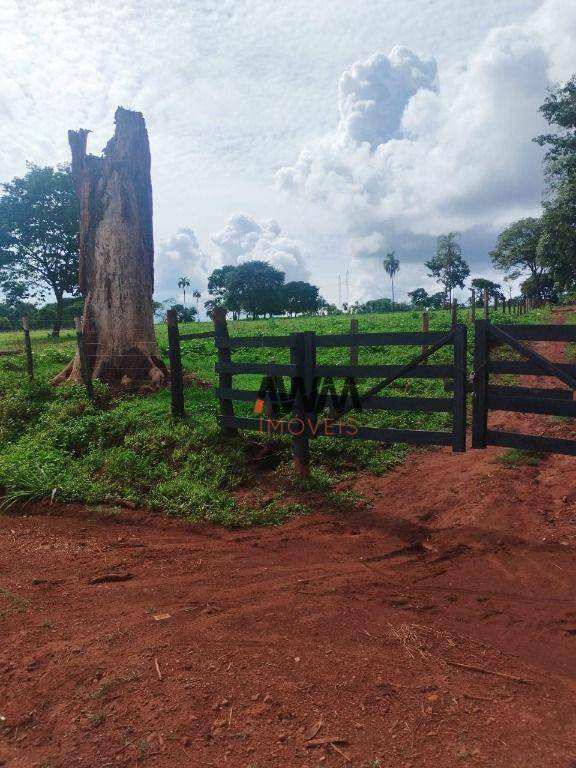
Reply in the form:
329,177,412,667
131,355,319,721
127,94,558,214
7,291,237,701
291,331,315,476
422,310,429,364
74,317,94,400
502,297,506,314
483,288,489,320
452,323,467,453
470,290,476,324
212,307,236,435
451,299,458,328
350,318,359,366
21,316,34,380
472,319,489,449
167,309,185,418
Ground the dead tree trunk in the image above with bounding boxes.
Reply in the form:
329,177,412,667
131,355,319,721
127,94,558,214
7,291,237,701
54,107,167,390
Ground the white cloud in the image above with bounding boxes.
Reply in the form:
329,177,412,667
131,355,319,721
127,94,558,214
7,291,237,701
155,228,210,303
276,0,576,301
337,47,437,148
211,213,310,282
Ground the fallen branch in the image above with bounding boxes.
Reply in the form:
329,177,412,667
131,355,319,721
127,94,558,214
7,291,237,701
305,737,349,748
154,657,162,681
89,573,134,585
446,660,535,685
330,742,352,762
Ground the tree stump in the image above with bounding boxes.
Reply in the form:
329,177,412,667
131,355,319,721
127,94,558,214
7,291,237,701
54,107,167,390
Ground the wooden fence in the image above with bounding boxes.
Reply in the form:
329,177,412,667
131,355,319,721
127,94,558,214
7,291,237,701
166,308,468,475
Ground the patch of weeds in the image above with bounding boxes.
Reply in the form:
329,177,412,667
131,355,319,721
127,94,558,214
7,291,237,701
87,710,106,728
291,467,332,492
136,738,151,758
121,668,141,683
497,448,544,467
326,489,368,510
0,587,29,617
89,677,117,700
224,500,312,527
87,504,122,516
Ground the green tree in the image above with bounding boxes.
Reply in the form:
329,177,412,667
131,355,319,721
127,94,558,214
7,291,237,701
539,182,576,290
471,278,503,303
177,276,190,307
407,288,429,308
489,218,548,297
520,274,558,303
171,303,197,323
534,75,576,185
207,261,286,319
229,261,285,318
532,76,576,291
425,232,469,305
281,281,321,315
0,163,79,336
206,265,242,319
382,251,400,311
192,289,202,317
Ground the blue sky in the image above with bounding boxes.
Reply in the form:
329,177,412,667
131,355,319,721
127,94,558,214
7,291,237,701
1,0,575,310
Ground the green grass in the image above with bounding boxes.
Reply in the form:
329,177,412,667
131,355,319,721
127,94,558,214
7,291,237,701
496,448,544,467
0,307,552,525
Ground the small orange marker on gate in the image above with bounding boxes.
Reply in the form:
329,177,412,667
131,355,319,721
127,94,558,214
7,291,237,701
254,398,265,415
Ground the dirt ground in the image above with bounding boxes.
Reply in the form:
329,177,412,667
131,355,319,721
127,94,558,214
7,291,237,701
2,317,576,768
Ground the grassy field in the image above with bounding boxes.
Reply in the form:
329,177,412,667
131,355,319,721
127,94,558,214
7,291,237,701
0,307,551,524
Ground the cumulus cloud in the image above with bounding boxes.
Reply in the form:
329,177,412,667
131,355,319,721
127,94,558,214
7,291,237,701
336,47,437,148
155,228,210,300
276,0,576,301
210,213,310,282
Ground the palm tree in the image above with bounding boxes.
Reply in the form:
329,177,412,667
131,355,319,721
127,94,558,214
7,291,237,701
178,276,190,307
192,289,201,318
383,251,400,312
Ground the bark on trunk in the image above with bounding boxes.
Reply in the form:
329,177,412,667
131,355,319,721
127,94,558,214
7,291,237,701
54,107,167,390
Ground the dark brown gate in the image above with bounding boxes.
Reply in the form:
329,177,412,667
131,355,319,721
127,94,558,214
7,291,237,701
472,320,576,455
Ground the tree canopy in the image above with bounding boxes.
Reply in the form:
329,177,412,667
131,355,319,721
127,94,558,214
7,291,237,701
407,288,445,309
534,75,576,184
0,163,79,335
471,278,503,302
488,76,576,297
425,233,469,304
489,217,547,295
206,261,323,319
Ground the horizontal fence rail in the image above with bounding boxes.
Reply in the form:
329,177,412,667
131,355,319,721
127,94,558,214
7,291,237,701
179,330,216,341
314,363,454,379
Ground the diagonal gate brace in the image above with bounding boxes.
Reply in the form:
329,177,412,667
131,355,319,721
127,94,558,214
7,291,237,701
489,325,576,391
329,329,456,419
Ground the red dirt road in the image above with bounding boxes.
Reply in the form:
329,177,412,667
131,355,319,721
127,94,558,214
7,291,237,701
2,319,576,767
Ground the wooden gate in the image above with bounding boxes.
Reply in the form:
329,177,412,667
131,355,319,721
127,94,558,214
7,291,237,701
472,320,576,455
210,310,467,474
